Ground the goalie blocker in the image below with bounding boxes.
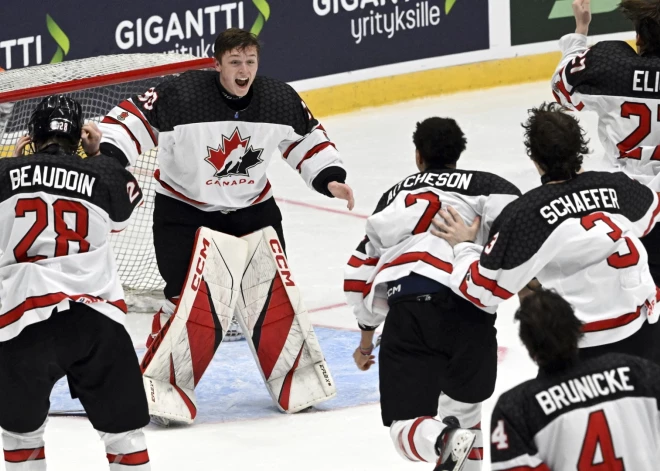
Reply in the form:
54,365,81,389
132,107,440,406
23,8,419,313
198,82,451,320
141,226,336,423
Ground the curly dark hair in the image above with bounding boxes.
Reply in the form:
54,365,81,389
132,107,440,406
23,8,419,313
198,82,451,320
515,289,584,374
621,0,660,56
522,102,589,181
412,117,467,167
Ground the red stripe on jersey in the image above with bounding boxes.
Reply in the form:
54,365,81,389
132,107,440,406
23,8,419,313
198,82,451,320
555,70,574,106
468,447,483,460
107,450,150,466
380,252,453,275
4,447,45,463
296,141,336,171
252,181,272,205
257,276,295,379
169,354,197,419
118,100,158,147
344,280,367,292
582,306,643,333
459,275,487,308
408,417,432,462
278,344,304,410
283,138,304,159
108,300,128,314
154,169,207,205
347,256,379,268
496,465,551,471
468,262,514,300
643,193,660,236
101,116,142,154
0,292,68,329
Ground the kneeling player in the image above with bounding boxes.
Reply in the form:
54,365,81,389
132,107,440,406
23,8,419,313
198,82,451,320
345,118,521,470
491,289,660,470
1,95,150,469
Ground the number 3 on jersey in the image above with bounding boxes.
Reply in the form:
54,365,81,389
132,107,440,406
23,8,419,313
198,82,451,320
405,191,441,235
14,197,90,263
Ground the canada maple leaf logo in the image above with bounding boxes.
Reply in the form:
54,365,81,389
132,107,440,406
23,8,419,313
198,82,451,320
205,128,264,179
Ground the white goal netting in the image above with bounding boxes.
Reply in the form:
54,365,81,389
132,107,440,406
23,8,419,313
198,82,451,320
0,54,215,304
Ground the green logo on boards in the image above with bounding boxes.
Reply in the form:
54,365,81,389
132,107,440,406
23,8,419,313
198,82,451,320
250,0,271,36
446,0,458,14
510,0,633,45
549,0,619,19
46,14,69,63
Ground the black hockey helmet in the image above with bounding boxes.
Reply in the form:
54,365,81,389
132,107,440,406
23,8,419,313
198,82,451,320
27,94,83,152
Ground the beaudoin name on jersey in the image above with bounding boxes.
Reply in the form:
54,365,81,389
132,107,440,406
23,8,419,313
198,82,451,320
9,164,96,198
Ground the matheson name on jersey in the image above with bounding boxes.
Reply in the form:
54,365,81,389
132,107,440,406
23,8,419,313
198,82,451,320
536,366,634,415
9,164,96,198
540,188,619,224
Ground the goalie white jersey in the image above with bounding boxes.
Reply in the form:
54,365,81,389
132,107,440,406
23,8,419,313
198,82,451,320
0,147,143,342
99,71,346,212
552,34,660,190
490,353,660,471
344,166,520,329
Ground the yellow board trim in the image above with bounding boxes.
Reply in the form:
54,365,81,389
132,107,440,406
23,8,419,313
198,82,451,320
300,40,637,118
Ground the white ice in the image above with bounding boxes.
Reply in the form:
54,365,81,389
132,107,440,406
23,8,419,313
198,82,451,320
36,81,611,470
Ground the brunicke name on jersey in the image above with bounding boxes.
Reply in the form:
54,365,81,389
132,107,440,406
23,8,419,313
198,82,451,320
535,367,635,415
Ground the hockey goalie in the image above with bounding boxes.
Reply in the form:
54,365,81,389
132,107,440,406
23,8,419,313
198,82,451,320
141,226,336,424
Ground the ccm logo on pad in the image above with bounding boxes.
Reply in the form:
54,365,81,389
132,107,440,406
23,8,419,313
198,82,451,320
269,239,295,286
191,238,211,291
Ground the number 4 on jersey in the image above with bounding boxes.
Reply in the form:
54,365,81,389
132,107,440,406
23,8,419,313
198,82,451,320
578,410,624,470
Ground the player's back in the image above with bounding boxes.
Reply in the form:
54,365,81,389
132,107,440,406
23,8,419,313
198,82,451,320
554,38,660,187
481,170,658,347
0,146,142,341
345,166,520,324
490,353,660,471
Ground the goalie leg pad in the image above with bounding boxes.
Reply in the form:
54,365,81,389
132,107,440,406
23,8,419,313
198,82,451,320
235,227,337,413
141,227,248,423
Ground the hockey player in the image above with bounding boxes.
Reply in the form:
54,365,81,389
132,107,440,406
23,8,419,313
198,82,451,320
490,288,660,471
94,28,347,423
434,103,660,363
345,117,521,471
0,95,150,469
552,0,660,283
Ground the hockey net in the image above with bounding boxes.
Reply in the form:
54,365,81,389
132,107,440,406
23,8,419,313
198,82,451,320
0,54,215,308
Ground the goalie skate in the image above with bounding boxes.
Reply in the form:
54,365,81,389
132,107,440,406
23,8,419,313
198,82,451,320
434,417,477,471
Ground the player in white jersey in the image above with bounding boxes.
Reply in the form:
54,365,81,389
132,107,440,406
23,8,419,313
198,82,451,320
345,118,521,471
434,103,660,363
551,0,660,283
490,288,660,471
94,28,350,423
0,95,150,469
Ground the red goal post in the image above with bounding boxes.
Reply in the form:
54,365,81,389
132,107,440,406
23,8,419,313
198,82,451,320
0,54,216,300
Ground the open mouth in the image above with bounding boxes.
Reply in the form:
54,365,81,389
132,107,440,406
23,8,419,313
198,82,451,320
235,78,249,88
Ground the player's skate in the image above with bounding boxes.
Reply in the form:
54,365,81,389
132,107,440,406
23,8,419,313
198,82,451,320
433,416,476,471
223,315,245,342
